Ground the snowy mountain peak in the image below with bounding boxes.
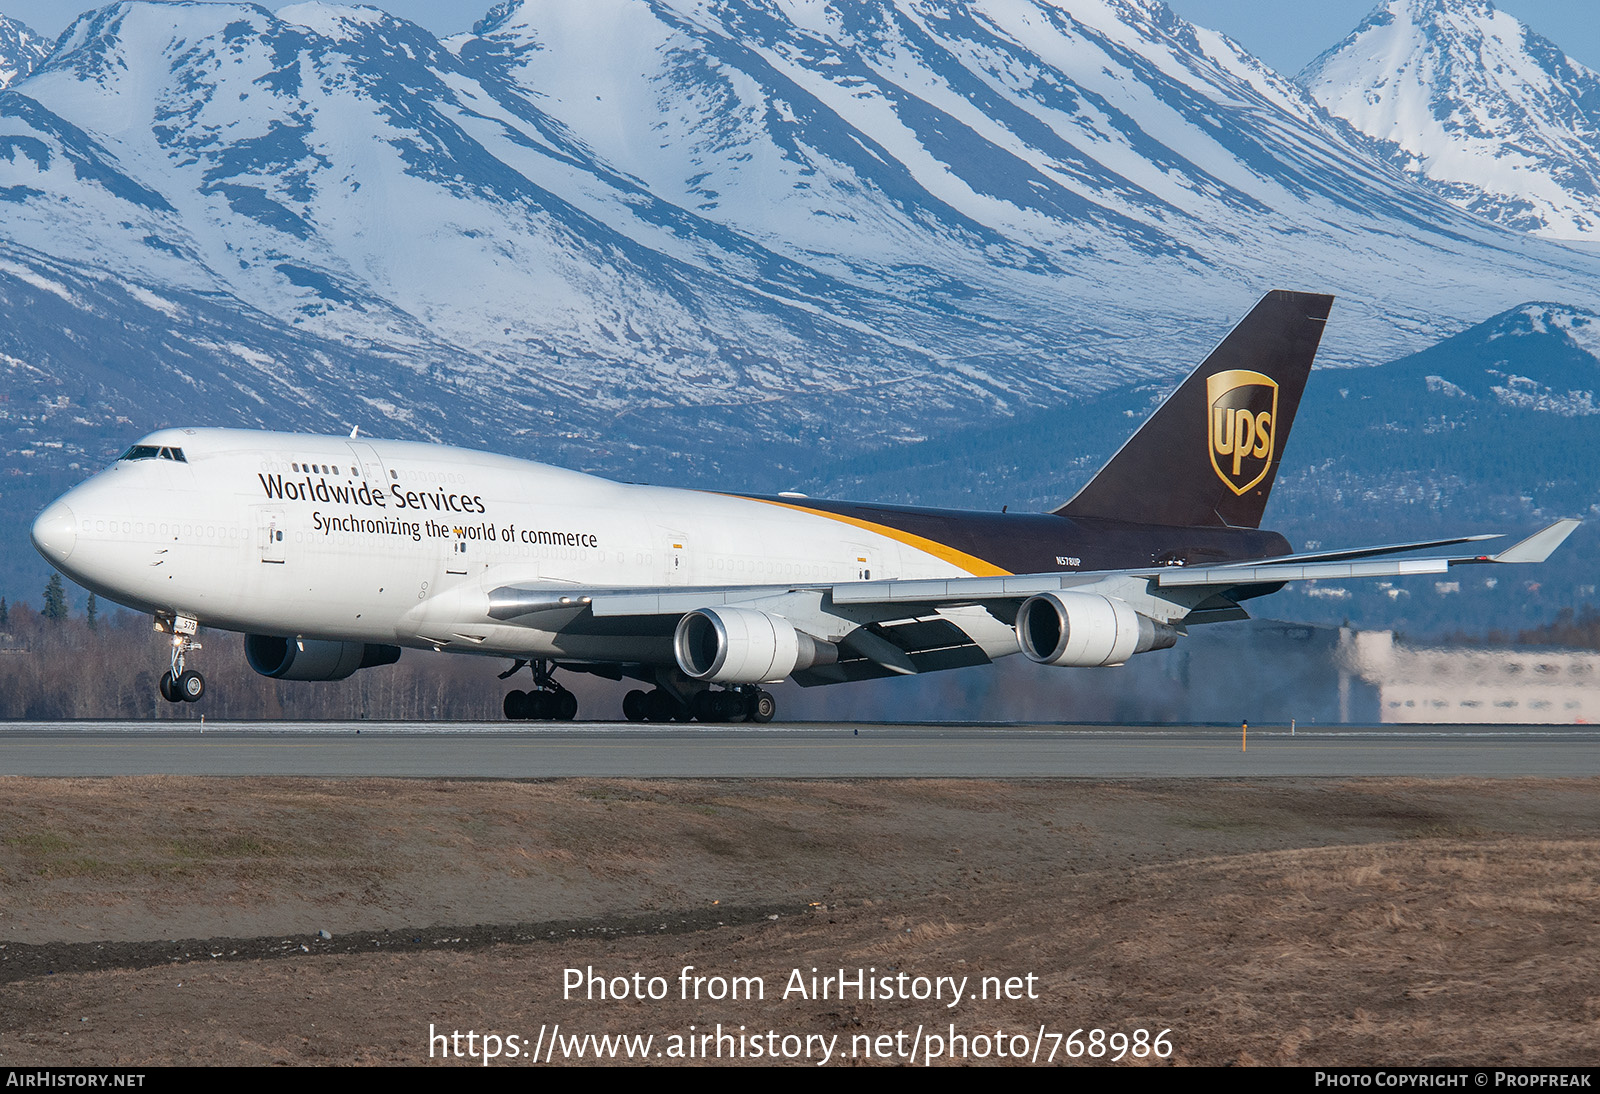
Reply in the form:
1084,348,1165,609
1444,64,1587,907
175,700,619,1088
0,12,51,88
1499,303,1600,361
471,0,528,37
1299,0,1600,240
277,3,397,38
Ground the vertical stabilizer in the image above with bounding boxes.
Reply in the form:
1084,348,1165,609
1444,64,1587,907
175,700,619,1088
1056,290,1333,528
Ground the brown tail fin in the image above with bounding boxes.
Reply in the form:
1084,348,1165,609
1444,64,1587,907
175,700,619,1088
1056,290,1333,528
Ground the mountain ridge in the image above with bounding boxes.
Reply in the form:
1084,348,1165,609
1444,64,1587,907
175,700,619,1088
2,0,1599,626
1301,0,1600,240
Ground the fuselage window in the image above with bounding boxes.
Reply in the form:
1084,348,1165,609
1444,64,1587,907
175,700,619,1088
119,445,161,461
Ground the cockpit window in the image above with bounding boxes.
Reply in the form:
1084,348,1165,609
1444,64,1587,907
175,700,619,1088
118,445,187,463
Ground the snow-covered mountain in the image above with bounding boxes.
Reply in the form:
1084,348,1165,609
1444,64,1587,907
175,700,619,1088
454,0,1600,359
1300,0,1600,241
3,0,1600,617
0,13,48,88
0,0,1596,499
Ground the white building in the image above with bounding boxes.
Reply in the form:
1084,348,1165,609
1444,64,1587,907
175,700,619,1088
1340,630,1600,724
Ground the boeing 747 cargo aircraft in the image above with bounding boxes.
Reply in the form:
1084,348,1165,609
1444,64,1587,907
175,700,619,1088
30,291,1578,722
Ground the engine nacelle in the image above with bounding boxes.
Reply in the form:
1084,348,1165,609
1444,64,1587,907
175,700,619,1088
1014,593,1177,667
246,634,402,681
674,607,836,684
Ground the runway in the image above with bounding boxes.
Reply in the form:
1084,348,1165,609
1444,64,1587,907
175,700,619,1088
3,722,1600,778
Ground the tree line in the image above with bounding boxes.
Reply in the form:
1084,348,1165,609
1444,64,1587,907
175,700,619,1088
7,573,1596,723
0,592,562,721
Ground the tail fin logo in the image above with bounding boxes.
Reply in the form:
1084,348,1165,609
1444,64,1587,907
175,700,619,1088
1207,369,1278,496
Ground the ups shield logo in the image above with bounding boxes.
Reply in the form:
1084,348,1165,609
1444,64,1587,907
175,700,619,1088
1207,369,1278,495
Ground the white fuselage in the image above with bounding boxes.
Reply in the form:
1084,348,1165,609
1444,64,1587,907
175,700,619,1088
33,428,991,661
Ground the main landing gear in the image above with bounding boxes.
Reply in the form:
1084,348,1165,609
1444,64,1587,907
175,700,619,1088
622,685,776,724
156,614,204,704
502,659,578,721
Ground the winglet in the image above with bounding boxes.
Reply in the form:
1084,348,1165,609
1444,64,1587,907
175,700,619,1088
1489,519,1581,564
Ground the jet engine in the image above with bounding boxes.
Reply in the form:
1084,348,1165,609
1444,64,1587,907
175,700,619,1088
674,607,837,684
245,634,402,681
1014,592,1178,667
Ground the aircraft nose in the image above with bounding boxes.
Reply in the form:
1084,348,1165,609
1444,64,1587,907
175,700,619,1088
31,501,77,566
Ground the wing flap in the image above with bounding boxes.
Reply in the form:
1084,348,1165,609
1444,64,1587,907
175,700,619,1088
1255,534,1500,566
1157,557,1450,587
589,585,787,617
830,573,1097,605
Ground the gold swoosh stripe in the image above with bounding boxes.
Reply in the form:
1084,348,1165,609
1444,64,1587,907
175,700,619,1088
741,497,1012,577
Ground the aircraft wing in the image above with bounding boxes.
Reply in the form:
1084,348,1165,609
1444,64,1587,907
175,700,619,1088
487,520,1579,684
820,518,1579,602
1151,518,1579,586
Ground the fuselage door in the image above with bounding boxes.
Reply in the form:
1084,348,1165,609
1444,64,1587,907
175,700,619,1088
346,440,391,488
660,530,690,585
257,508,286,564
848,546,878,582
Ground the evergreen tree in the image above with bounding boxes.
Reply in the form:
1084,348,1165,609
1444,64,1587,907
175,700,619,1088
86,592,98,631
43,573,68,623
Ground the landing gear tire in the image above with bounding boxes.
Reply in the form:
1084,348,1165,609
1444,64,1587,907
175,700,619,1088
553,689,578,722
716,690,747,723
749,690,776,723
690,690,715,723
622,689,648,723
159,671,179,704
529,690,554,720
646,688,685,723
504,690,529,720
502,660,579,722
506,687,577,721
691,689,755,723
176,670,205,703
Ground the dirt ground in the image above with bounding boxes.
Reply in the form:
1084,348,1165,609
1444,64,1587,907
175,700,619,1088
1,776,1597,1067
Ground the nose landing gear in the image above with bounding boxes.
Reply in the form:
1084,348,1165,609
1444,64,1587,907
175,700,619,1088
156,613,204,704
